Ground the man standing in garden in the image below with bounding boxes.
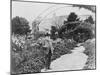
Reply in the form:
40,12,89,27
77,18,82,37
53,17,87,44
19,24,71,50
38,36,54,70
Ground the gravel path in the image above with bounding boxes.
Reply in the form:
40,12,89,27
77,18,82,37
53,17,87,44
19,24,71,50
41,46,88,72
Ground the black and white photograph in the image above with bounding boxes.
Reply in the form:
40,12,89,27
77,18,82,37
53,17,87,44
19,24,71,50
11,0,96,74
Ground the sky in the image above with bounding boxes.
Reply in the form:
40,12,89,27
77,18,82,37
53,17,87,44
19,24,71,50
12,1,95,30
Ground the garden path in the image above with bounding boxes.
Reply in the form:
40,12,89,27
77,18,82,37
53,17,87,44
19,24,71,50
41,45,88,72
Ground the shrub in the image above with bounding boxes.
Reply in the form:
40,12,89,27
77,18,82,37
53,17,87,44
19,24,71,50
11,36,77,74
12,16,31,35
83,39,96,69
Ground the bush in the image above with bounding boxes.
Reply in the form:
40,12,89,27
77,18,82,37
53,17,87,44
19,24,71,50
12,16,31,35
11,35,77,74
82,39,96,69
51,39,77,61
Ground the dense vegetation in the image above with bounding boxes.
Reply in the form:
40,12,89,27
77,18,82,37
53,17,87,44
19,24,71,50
50,12,94,43
11,12,95,74
83,39,95,69
12,16,31,35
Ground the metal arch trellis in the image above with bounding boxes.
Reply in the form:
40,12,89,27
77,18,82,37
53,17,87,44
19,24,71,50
36,4,95,26
31,3,95,39
32,5,72,32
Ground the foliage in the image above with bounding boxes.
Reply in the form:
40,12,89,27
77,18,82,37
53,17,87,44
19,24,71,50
11,40,45,74
50,12,80,40
57,12,80,39
11,35,77,74
12,16,31,35
63,12,80,31
50,26,58,40
72,27,93,43
66,12,79,22
51,39,77,60
84,16,94,24
82,39,96,69
57,12,94,43
11,12,95,74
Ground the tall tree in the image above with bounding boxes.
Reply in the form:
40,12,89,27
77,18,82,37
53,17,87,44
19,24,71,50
67,12,79,22
12,16,31,35
58,12,80,38
64,12,80,30
84,16,94,24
